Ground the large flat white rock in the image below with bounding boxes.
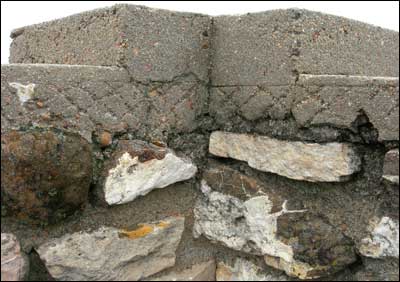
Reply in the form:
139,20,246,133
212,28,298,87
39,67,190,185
209,131,361,182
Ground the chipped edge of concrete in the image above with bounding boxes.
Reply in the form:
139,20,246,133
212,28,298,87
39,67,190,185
298,74,399,87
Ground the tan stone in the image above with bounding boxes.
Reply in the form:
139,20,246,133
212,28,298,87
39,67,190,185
209,131,361,182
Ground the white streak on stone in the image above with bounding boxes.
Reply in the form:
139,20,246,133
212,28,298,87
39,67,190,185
209,131,361,182
216,258,288,281
359,217,399,258
194,180,305,264
194,181,354,279
9,82,36,105
105,152,197,205
382,175,399,185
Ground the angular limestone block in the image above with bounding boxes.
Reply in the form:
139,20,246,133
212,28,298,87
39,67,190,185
9,4,211,82
1,233,29,281
383,149,399,184
209,131,361,182
37,217,185,281
194,180,356,279
103,140,197,205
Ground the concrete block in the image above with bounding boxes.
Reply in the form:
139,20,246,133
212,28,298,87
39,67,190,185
9,4,212,83
1,64,207,142
209,75,399,141
211,9,399,86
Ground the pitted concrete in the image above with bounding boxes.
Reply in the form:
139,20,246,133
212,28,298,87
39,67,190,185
10,4,212,83
1,64,207,143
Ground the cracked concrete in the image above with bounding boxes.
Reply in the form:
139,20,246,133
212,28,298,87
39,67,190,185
1,64,208,143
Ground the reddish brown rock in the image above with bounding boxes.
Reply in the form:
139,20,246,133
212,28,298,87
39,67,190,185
99,131,112,148
1,129,92,224
1,233,29,281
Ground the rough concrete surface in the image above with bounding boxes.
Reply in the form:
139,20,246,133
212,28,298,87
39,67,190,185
1,64,208,143
211,9,398,86
1,3,399,282
10,4,212,83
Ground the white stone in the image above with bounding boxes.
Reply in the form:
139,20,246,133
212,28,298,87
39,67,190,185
216,258,288,281
104,151,197,205
209,131,361,182
9,82,36,105
359,216,399,258
194,180,355,279
1,233,29,281
37,217,185,281
194,181,305,258
194,181,308,274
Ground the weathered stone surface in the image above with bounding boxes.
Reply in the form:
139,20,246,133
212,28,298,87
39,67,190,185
359,216,399,258
212,9,398,86
150,260,216,281
209,131,361,182
216,258,287,281
1,233,29,281
37,216,185,281
1,129,92,223
193,180,356,279
383,149,399,184
102,140,197,205
9,4,211,83
1,64,207,142
354,257,399,281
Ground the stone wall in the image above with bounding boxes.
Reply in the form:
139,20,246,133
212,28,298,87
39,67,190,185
1,4,399,281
